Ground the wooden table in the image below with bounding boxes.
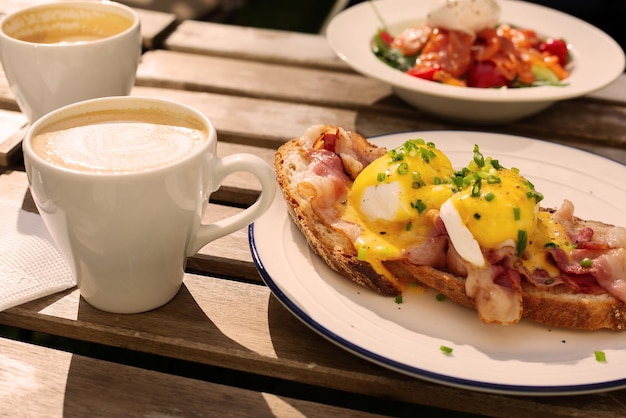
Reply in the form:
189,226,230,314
1,4,626,417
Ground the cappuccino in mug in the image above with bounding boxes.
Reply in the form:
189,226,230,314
3,6,134,44
31,110,208,174
0,1,141,123
23,97,276,314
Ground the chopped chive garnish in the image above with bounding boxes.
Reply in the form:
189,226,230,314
471,179,481,197
484,192,495,202
580,258,593,268
405,222,413,231
420,147,436,162
388,149,404,162
411,199,427,214
595,351,607,362
440,345,453,354
376,172,386,182
395,295,403,304
516,230,528,256
513,207,521,221
473,144,485,167
486,175,501,184
436,293,445,302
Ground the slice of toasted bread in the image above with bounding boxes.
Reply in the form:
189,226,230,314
275,131,626,330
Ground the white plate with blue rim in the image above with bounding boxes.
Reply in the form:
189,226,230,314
249,130,626,395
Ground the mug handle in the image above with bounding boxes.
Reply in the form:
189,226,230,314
186,153,276,256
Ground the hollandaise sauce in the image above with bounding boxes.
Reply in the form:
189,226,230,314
342,139,549,279
343,139,456,277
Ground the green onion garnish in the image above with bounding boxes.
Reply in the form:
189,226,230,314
395,295,403,304
595,351,607,362
471,179,481,197
411,199,427,214
513,207,521,221
440,345,453,354
580,258,593,268
516,230,528,256
473,144,485,167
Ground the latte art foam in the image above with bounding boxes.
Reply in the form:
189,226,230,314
32,116,208,174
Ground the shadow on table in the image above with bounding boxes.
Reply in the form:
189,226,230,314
60,284,285,416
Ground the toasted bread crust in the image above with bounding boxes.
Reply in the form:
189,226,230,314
275,134,626,331
275,137,402,296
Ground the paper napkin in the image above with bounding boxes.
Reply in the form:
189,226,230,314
0,199,75,311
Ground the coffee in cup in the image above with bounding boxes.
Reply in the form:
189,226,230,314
30,108,208,174
23,96,276,314
0,1,141,123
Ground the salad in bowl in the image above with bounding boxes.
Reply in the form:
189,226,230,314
373,0,570,89
326,0,625,124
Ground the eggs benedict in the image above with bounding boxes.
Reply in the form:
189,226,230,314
274,125,626,330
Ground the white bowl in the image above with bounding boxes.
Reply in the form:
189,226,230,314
326,0,625,124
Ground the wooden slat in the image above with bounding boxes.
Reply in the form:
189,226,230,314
164,20,351,72
0,111,27,167
3,83,625,172
3,84,626,170
134,51,626,153
1,337,385,418
130,86,626,165
135,49,392,108
133,7,177,50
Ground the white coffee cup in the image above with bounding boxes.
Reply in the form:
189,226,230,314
22,96,276,313
0,1,141,124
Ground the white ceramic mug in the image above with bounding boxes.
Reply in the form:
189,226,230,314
22,96,276,313
0,1,141,124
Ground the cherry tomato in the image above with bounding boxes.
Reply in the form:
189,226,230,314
466,61,509,88
379,30,394,45
407,66,440,81
539,38,568,67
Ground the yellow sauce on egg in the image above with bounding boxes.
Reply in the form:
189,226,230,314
448,168,539,250
343,140,455,271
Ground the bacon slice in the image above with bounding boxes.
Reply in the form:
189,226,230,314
465,264,523,325
592,248,626,302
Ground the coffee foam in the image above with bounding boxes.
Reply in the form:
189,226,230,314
4,6,133,44
32,110,208,174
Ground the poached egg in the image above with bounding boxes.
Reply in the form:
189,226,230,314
427,0,501,35
343,139,545,278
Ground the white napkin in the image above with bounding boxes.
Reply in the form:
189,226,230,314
0,199,75,311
